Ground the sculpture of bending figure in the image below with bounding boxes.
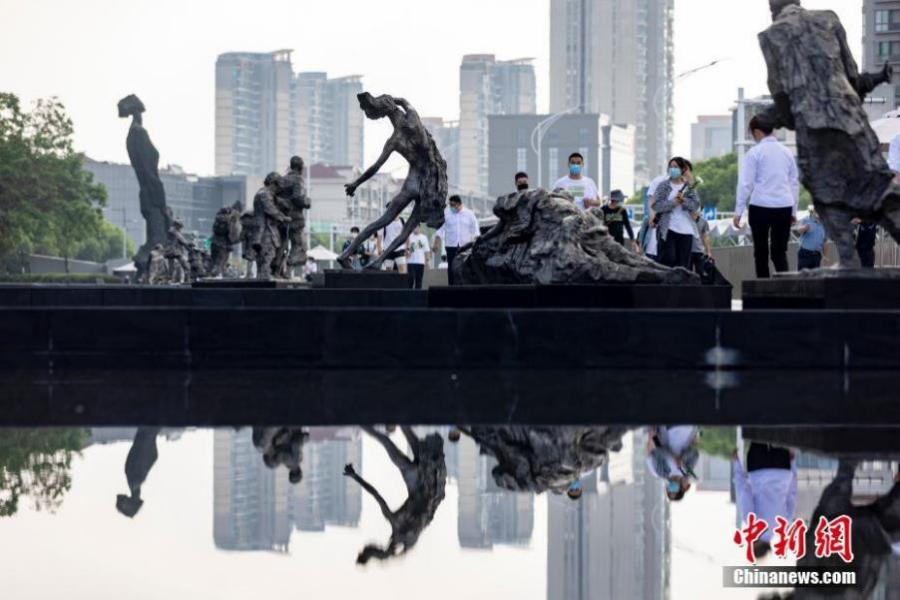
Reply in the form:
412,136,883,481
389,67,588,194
760,0,900,267
116,427,161,518
456,426,627,495
337,93,447,270
343,426,447,563
118,95,172,280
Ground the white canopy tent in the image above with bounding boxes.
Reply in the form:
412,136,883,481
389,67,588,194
307,245,339,261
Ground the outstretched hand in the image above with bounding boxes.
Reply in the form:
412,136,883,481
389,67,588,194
345,183,357,197
343,463,357,477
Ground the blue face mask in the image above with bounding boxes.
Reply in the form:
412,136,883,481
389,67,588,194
669,167,682,180
667,480,681,494
569,164,583,177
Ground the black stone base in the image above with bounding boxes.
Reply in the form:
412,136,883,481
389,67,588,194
744,270,900,309
429,283,732,309
193,279,306,289
323,269,409,289
744,427,900,457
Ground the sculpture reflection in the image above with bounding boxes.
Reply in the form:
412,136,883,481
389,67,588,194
252,426,309,484
343,426,447,563
454,426,627,496
116,427,161,518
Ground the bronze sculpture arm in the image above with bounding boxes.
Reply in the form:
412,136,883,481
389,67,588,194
346,139,394,196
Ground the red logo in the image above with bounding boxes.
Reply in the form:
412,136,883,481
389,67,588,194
814,515,855,564
773,517,808,560
733,512,769,564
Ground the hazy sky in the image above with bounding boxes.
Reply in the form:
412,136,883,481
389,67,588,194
0,0,862,177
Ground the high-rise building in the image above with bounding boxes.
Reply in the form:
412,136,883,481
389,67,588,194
215,50,294,177
459,55,537,195
550,0,674,185
423,117,461,189
547,432,670,600
293,73,364,169
863,0,900,117
488,113,635,199
691,115,733,161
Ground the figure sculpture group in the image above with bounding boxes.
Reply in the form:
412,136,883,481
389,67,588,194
120,2,900,285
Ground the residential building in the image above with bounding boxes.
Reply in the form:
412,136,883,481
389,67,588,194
293,73,364,169
85,158,257,247
487,113,636,199
459,55,537,195
215,50,294,177
550,0,674,185
691,115,733,161
864,0,900,117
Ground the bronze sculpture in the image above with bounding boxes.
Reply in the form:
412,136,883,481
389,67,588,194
209,201,244,278
454,189,697,285
115,427,161,518
252,173,292,281
337,94,447,269
760,0,900,267
282,156,310,271
117,95,172,281
343,426,446,563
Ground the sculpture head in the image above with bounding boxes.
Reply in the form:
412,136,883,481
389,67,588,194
357,92,398,120
289,156,304,172
264,171,282,188
117,94,145,118
770,0,800,19
231,200,244,212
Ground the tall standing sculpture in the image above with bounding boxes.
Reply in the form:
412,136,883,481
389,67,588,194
117,95,172,279
759,0,900,267
282,156,310,271
337,94,447,269
209,201,244,278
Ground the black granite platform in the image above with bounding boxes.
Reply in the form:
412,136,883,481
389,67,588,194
2,368,899,426
744,427,900,457
430,283,732,309
743,270,900,309
0,284,426,308
323,270,409,289
193,279,306,289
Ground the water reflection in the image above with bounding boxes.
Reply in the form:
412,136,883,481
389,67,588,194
0,425,897,599
345,426,447,564
213,427,362,551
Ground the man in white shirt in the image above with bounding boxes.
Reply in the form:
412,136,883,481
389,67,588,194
733,443,797,561
553,152,600,211
381,216,407,274
733,113,800,278
434,195,480,286
405,224,430,289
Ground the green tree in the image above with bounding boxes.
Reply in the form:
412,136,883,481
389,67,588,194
691,153,812,212
698,427,738,459
0,93,107,273
0,428,88,517
73,221,136,263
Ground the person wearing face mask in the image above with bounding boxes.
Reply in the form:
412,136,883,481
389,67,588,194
553,152,600,211
652,157,701,269
733,114,800,278
433,195,480,285
514,171,530,194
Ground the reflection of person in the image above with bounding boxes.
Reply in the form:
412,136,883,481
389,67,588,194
553,152,599,211
732,443,797,560
116,427,161,518
646,426,699,502
343,427,446,564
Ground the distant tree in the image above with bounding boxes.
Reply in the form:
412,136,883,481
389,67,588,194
692,153,812,212
0,428,88,517
74,221,136,263
698,427,738,459
0,93,107,273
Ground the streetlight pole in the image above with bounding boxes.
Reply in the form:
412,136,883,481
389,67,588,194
530,105,583,189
